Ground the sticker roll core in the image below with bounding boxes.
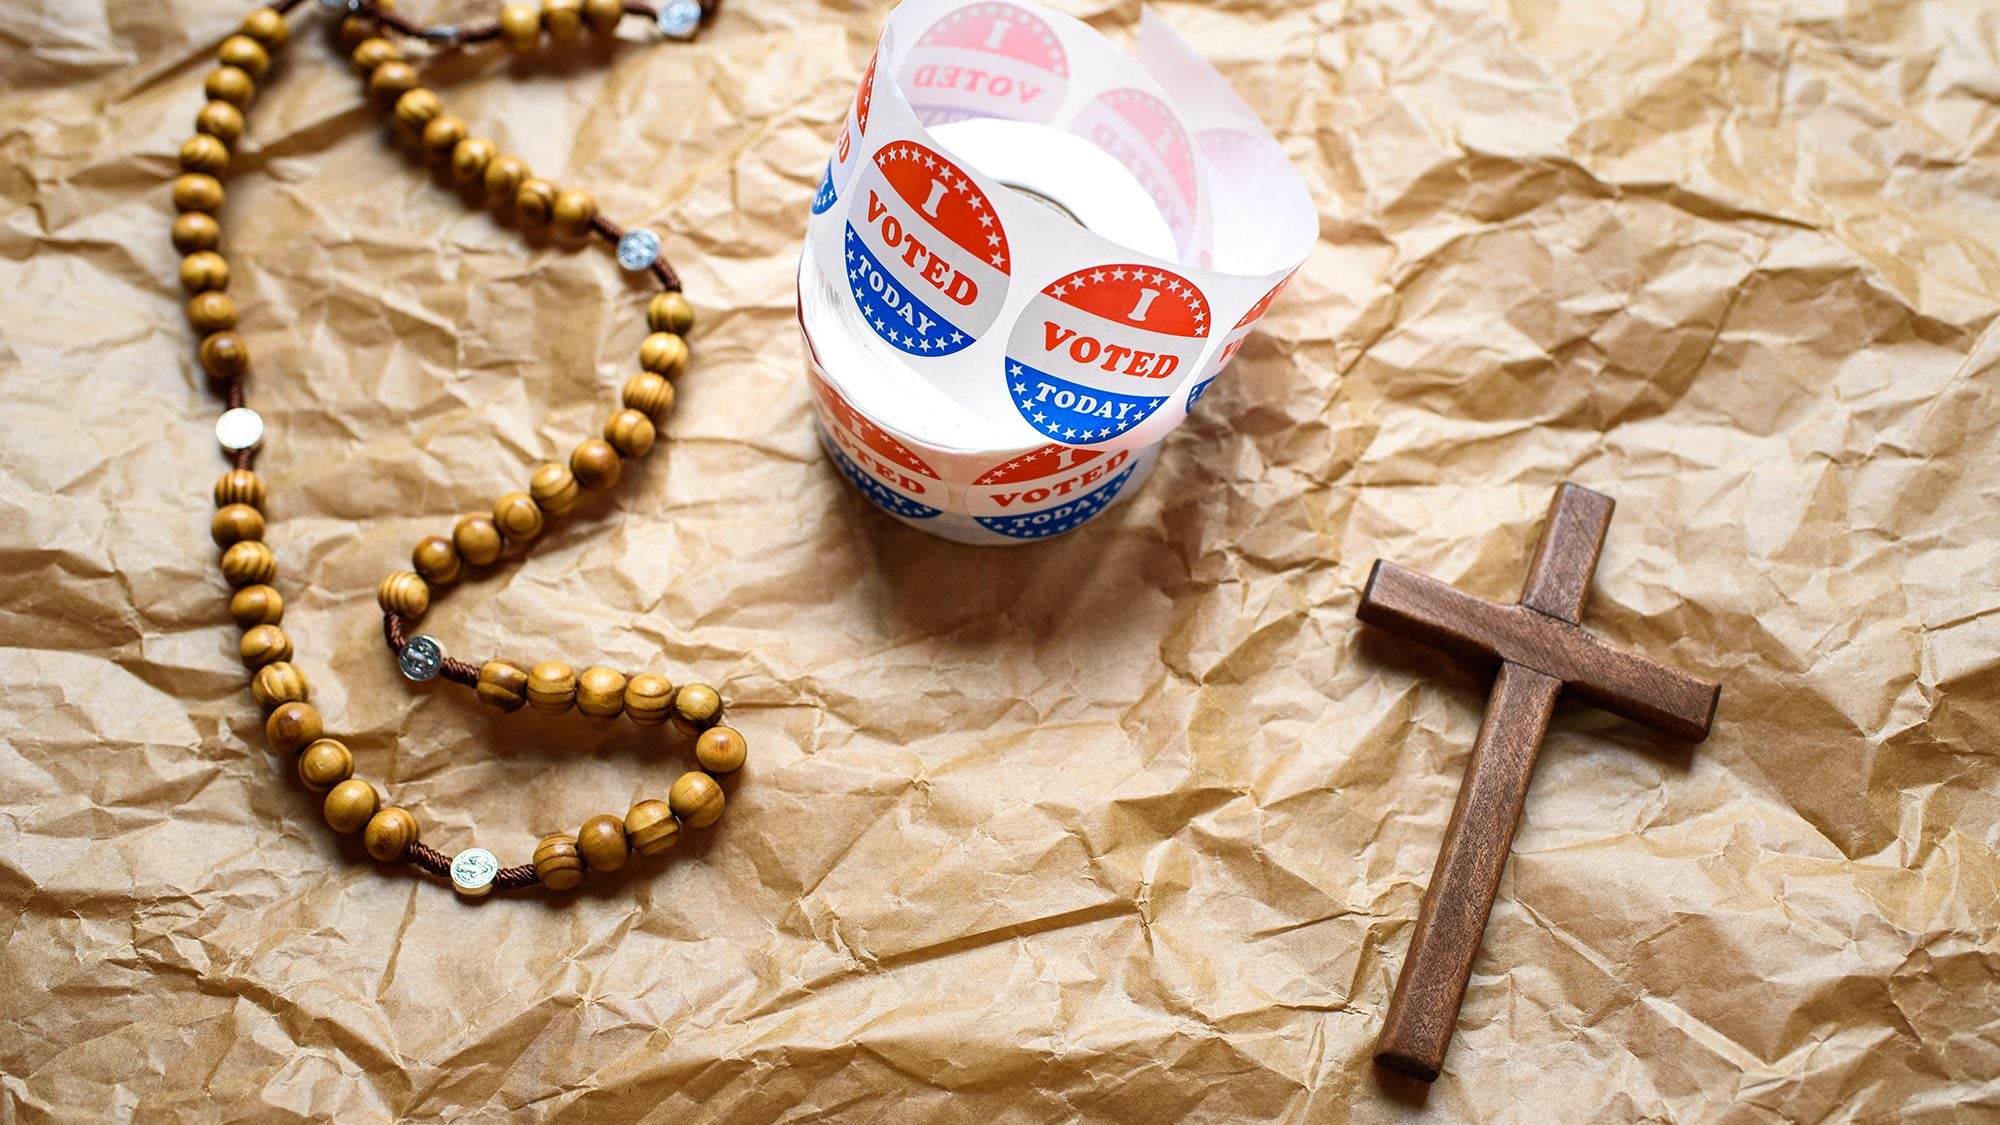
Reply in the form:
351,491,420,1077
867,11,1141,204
799,0,1314,544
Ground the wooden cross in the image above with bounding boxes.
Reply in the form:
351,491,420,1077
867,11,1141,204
1357,482,1720,1083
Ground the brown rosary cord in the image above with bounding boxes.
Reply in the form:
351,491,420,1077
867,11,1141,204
183,0,746,896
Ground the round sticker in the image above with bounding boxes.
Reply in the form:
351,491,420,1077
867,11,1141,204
1073,89,1199,258
1004,264,1210,444
843,141,1011,357
808,370,945,521
1187,273,1291,412
966,443,1139,539
899,1,1069,126
813,43,882,215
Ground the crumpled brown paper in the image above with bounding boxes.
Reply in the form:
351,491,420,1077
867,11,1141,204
1,0,1995,1118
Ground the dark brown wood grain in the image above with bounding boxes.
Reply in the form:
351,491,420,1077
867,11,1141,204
1359,483,1721,1083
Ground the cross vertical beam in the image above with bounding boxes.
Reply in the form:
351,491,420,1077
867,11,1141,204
1358,483,1720,1083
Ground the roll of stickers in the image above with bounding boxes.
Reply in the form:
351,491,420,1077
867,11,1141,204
799,0,1313,544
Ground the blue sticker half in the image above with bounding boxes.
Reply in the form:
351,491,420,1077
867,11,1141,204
811,159,839,215
1185,376,1217,412
1004,359,1167,445
818,426,941,521
974,463,1136,540
843,225,975,358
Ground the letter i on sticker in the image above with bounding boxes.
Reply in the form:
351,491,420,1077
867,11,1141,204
842,142,1011,357
1004,265,1211,445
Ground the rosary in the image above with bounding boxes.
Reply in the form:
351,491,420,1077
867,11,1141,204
178,0,744,896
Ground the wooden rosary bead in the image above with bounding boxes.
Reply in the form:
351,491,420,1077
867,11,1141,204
451,137,496,184
605,409,656,458
204,66,255,108
494,491,544,542
365,807,419,862
221,540,276,587
452,512,504,567
392,87,442,131
500,3,543,53
577,813,629,872
624,673,673,725
251,660,308,710
477,660,530,711
216,35,269,82
351,37,399,75
214,469,264,509
624,799,680,856
172,211,221,253
210,502,264,547
543,0,584,41
570,439,622,491
297,738,353,791
239,623,292,669
576,666,627,718
188,290,237,333
230,583,285,628
265,700,322,754
323,778,379,835
340,0,390,52
180,133,230,176
639,332,688,377
528,462,580,516
621,372,675,420
180,250,229,293
671,682,721,735
377,570,430,618
199,331,249,380
669,771,725,829
195,100,245,148
696,725,748,774
515,178,559,225
367,61,419,105
240,7,289,49
534,834,584,890
422,115,466,157
483,155,530,201
583,0,623,34
173,173,224,214
527,661,577,714
412,535,461,585
552,189,596,236
647,291,695,336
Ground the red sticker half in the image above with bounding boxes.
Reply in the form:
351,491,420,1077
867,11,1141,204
1004,264,1210,444
899,1,1069,125
844,141,1011,357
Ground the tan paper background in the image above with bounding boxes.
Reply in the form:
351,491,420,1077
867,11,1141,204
2,0,1996,1119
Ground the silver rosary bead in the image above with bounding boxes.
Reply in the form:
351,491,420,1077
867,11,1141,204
215,407,264,452
656,0,702,39
399,634,445,682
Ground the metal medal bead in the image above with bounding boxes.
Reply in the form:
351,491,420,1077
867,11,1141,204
616,228,661,271
399,634,445,682
656,0,701,39
450,847,500,896
215,407,264,451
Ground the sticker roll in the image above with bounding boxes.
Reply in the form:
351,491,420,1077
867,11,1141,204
800,0,1314,544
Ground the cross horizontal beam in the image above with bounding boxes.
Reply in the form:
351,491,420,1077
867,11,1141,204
1358,561,1718,742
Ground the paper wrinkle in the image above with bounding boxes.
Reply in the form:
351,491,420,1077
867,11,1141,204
2,0,1997,1119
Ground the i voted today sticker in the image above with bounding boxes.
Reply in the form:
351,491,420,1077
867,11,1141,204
966,443,1138,539
1004,264,1210,444
813,40,882,215
808,369,945,521
1186,273,1290,412
843,141,1011,358
900,1,1069,126
1073,88,1200,260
